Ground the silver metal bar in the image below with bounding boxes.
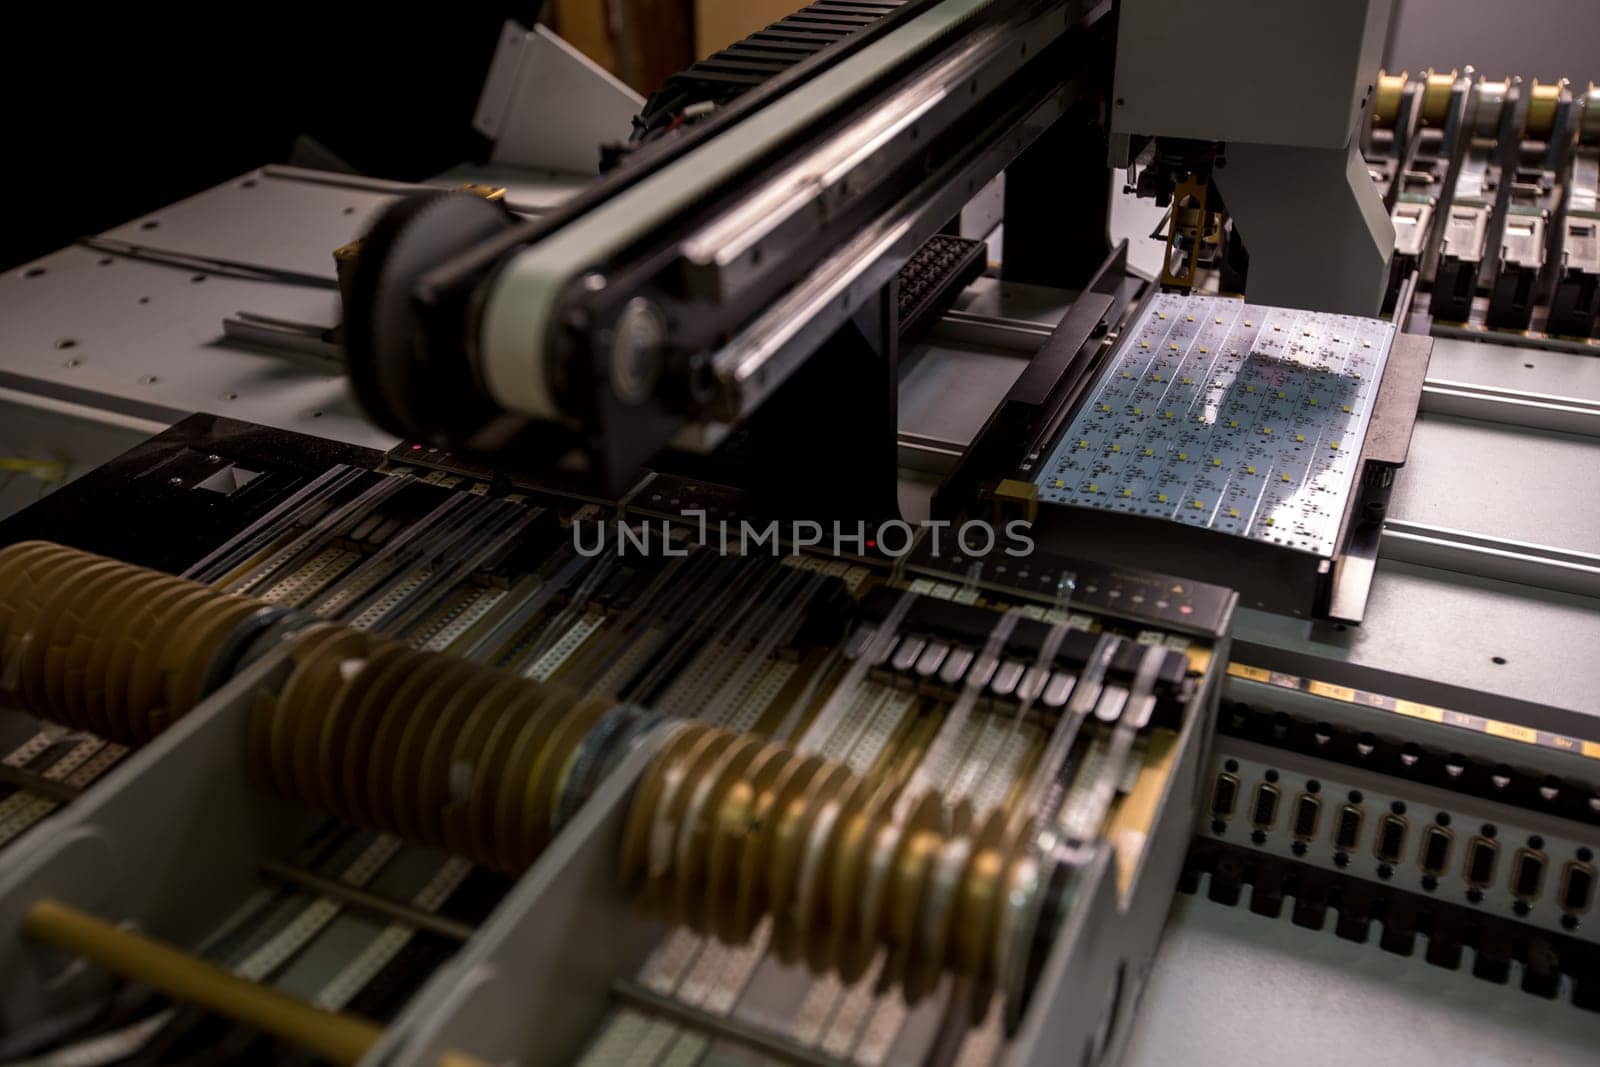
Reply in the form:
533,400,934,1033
1419,379,1600,438
897,431,965,473
610,980,844,1067
221,313,341,365
184,465,361,583
932,309,1055,351
0,761,80,804
1378,519,1600,599
707,20,1076,421
258,859,475,944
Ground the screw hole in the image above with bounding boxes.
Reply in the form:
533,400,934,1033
1524,362,1534,368
241,178,257,188
342,206,356,215
1491,655,1506,665
190,274,207,284
98,257,114,267
140,220,159,231
24,267,45,278
138,296,151,304
54,338,77,349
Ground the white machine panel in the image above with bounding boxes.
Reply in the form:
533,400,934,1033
1035,293,1395,556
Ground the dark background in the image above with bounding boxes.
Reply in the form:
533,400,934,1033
1,7,529,270
6,1,1600,273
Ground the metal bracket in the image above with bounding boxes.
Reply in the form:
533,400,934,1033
473,22,643,176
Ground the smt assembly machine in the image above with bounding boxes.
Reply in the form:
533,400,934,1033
0,2,1597,1066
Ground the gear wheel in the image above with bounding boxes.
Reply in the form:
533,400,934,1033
343,190,517,442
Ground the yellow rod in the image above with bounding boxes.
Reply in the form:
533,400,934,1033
23,898,382,1066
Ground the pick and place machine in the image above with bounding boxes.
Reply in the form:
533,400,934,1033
0,2,1596,1066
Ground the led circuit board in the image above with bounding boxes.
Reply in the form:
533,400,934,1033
1035,293,1396,556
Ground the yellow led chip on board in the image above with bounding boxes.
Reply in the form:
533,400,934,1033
1177,451,1188,461
1052,479,1064,488
1215,317,1224,324
1261,426,1272,435
1100,403,1111,412
1152,374,1163,382
1186,315,1195,321
1281,473,1292,482
1246,385,1256,393
1342,405,1352,413
1276,391,1286,399
1087,482,1099,493
1164,410,1175,419
1141,341,1150,348
1229,419,1239,428
1330,441,1341,450
1157,493,1168,503
1111,443,1121,452
1246,465,1256,474
1211,458,1222,467
1133,406,1143,415
1265,517,1276,526
1078,439,1089,448
1143,447,1154,456
1199,346,1208,354
1295,433,1306,442
1309,397,1318,405
1228,508,1240,518
1121,488,1133,497
1191,500,1205,509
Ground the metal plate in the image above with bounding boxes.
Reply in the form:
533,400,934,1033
97,168,397,282
1125,893,1600,1067
1389,414,1600,556
1035,293,1396,557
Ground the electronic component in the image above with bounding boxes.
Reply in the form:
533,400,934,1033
0,415,1229,1066
1031,292,1425,619
1037,294,1394,556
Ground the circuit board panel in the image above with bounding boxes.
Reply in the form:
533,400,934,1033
1035,293,1395,556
